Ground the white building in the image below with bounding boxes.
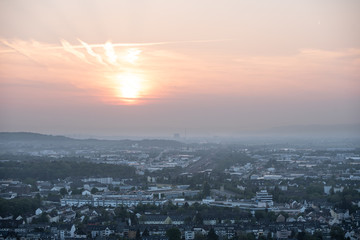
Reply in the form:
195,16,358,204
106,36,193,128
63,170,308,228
61,195,167,207
185,231,195,240
255,190,273,207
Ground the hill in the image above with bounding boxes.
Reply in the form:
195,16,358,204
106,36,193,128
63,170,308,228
0,132,184,148
0,132,72,141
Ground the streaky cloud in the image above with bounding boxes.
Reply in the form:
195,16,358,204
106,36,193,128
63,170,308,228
0,39,232,54
77,39,105,65
0,39,46,67
60,39,89,63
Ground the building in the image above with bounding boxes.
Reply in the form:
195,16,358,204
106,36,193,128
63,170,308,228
255,190,273,207
61,195,167,207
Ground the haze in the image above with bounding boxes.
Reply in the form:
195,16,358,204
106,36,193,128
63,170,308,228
1,0,359,137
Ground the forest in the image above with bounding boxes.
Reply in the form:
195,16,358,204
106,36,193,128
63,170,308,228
0,157,136,180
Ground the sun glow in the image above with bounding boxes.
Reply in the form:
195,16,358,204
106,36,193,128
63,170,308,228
116,73,144,102
124,48,141,64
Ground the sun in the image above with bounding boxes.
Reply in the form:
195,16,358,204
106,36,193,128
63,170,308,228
116,73,143,102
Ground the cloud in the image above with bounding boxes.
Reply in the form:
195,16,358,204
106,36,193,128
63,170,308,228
78,39,105,65
0,39,45,67
0,39,231,54
104,41,118,65
1,38,359,107
60,39,89,63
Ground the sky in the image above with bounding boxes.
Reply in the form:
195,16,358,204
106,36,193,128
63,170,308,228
0,0,359,138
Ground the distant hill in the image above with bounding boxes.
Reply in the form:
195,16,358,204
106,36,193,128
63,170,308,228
0,132,72,141
265,124,360,137
0,132,184,148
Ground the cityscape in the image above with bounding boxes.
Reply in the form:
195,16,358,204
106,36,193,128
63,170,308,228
1,0,360,239
0,133,359,239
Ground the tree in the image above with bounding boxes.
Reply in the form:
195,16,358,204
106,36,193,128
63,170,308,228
297,232,306,240
60,188,68,196
115,206,129,220
312,231,323,240
136,229,141,240
194,212,203,225
330,226,345,240
195,233,207,240
91,187,99,194
142,228,149,237
202,182,211,197
207,228,218,240
255,211,265,220
246,233,255,240
71,188,83,195
267,232,273,240
32,212,49,223
0,197,41,217
184,216,192,225
166,228,181,240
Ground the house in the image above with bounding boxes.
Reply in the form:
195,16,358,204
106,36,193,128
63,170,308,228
61,211,76,222
185,231,195,240
76,206,90,214
58,224,76,240
203,216,217,225
54,206,71,216
26,215,37,224
333,186,344,193
82,190,91,196
193,227,207,235
141,215,187,225
169,215,186,225
214,226,227,238
51,183,70,192
0,192,17,199
142,215,168,225
14,224,31,236
88,225,115,238
286,217,296,223
147,225,168,236
324,186,332,195
276,214,285,223
35,208,43,216
297,216,306,222
143,236,169,240
37,181,52,192
48,214,60,223
276,229,291,239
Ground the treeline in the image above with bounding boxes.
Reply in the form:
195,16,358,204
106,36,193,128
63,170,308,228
0,197,41,217
0,159,136,180
212,150,253,171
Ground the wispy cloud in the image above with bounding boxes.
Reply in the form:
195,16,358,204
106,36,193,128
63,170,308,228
77,39,105,65
1,38,359,107
0,39,46,67
60,39,89,63
0,38,231,54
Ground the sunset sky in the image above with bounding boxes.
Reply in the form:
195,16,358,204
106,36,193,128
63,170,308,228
1,0,359,137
